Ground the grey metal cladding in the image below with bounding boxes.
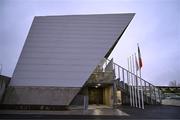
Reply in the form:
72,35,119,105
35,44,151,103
10,14,135,87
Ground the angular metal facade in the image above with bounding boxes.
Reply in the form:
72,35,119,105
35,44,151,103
4,14,134,106
10,14,134,87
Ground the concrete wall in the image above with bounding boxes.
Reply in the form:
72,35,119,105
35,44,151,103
0,82,6,103
0,75,11,103
3,86,80,105
116,90,122,105
103,86,113,106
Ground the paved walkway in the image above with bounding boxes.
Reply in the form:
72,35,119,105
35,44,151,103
0,105,180,119
70,104,112,110
118,105,180,119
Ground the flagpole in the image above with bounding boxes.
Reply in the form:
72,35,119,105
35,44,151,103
135,53,141,108
139,68,144,109
127,57,132,107
130,56,135,107
132,54,138,107
137,43,144,109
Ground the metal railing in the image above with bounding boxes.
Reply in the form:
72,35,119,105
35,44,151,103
104,59,162,109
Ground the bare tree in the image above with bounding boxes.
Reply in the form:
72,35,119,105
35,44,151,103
169,80,180,86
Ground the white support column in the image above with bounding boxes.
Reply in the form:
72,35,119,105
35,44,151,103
84,96,88,110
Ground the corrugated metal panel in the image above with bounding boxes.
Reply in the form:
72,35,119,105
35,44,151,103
10,14,135,87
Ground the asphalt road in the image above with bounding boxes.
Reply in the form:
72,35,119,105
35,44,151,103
0,105,180,119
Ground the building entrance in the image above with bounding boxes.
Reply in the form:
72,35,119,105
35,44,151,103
88,87,103,105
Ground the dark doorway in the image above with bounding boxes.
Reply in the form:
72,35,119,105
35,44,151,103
88,87,103,105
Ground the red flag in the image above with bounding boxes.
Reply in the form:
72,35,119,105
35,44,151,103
135,54,139,71
138,45,143,68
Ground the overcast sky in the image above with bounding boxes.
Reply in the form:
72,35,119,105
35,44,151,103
0,0,179,86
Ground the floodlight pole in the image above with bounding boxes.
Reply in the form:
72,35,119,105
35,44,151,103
0,64,2,88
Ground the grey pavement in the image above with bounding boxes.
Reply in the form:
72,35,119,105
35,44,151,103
0,105,180,119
